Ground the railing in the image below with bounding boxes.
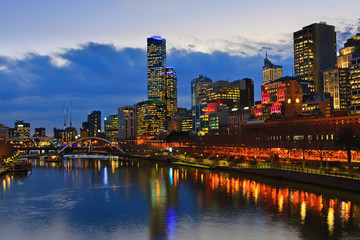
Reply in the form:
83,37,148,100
234,164,360,180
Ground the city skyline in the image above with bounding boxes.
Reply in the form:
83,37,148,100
0,1,360,132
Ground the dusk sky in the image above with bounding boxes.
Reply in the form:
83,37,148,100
0,0,359,134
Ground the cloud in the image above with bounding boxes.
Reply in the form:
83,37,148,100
0,42,293,133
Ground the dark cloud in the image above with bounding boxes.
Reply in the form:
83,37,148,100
0,43,293,133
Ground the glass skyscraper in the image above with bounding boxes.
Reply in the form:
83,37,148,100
162,67,177,117
147,36,166,100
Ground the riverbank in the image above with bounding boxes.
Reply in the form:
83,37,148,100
134,153,360,193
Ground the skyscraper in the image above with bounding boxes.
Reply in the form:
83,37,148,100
104,115,118,141
147,36,166,100
87,111,101,137
136,100,165,137
162,67,177,117
262,54,282,85
294,22,336,92
191,75,213,134
118,106,137,140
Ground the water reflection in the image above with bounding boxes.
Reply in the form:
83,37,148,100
0,157,359,240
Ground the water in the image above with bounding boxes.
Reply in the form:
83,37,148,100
1,156,360,240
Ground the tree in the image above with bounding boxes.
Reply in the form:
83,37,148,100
334,127,360,172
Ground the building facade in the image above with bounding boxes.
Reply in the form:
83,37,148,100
104,115,118,141
350,57,360,114
147,36,166,100
87,111,101,137
118,106,137,140
13,120,30,138
136,100,165,137
294,22,337,92
162,67,177,117
323,68,350,110
262,54,282,85
34,128,46,138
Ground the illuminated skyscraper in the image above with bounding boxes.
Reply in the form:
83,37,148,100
323,68,349,110
191,75,213,134
262,54,282,85
118,106,137,140
104,115,118,141
162,67,177,117
136,100,165,137
147,36,166,100
294,22,336,92
350,58,360,114
87,111,101,137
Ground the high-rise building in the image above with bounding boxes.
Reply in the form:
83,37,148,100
262,54,282,85
0,124,9,142
118,106,137,140
162,67,177,117
33,128,46,138
14,120,30,138
337,34,360,68
104,115,118,141
294,22,337,92
191,75,213,134
323,68,350,110
350,57,360,114
87,111,101,137
147,36,166,100
136,100,165,137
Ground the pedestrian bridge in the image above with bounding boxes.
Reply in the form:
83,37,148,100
58,137,126,154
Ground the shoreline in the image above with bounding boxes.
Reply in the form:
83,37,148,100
129,154,360,193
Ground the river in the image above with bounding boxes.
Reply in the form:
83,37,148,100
0,156,359,240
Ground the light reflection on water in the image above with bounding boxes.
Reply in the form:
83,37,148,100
0,157,359,240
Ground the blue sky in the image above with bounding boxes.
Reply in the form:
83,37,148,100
0,0,359,134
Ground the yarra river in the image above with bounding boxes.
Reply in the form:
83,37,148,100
1,156,360,240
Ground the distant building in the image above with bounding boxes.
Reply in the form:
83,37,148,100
162,67,177,117
13,120,30,138
207,104,229,135
191,75,254,135
255,77,304,119
136,100,165,137
0,124,9,142
191,75,213,134
337,34,360,68
294,22,337,92
33,128,46,138
350,57,360,114
147,36,166,100
104,115,118,141
228,108,252,135
302,92,332,117
118,106,137,140
80,122,89,138
88,111,101,137
323,68,350,110
53,127,77,143
262,54,282,85
168,108,192,133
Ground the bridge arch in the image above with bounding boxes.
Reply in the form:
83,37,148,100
58,137,126,154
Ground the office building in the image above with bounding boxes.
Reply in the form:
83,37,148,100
337,34,360,68
162,67,177,117
350,57,360,114
147,36,166,100
191,75,213,134
87,111,101,137
323,68,350,110
104,115,118,141
262,54,282,85
33,128,46,138
136,100,165,137
294,22,336,92
118,106,137,140
14,120,30,138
